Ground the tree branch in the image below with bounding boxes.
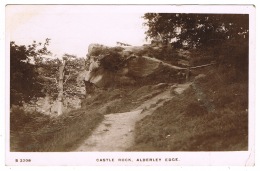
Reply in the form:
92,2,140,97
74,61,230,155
39,75,57,84
190,62,216,69
36,81,48,86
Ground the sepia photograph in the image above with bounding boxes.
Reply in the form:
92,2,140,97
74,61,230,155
5,4,255,166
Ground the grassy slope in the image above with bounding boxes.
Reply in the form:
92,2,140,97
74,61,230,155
11,106,104,152
130,66,248,151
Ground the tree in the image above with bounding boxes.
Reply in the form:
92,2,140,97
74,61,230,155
56,54,83,115
10,39,52,106
143,13,249,74
38,54,85,115
57,58,66,115
143,13,249,48
10,39,85,116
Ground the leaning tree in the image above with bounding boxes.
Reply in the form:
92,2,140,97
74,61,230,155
37,54,85,115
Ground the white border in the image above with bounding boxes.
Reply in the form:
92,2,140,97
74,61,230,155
1,1,258,170
4,3,256,167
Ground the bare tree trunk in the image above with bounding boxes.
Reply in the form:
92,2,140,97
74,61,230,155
57,60,66,116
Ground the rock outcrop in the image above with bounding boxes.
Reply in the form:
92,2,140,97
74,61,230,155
77,43,187,93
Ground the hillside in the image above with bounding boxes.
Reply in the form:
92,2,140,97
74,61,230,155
10,41,248,152
130,66,248,151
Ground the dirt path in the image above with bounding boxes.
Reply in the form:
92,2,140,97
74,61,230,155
75,83,191,152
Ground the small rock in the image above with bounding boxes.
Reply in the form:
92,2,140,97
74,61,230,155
173,88,186,95
170,84,178,95
170,84,178,89
154,83,168,89
194,74,206,80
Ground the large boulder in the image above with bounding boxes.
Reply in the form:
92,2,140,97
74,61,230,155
122,46,146,55
127,56,160,77
78,44,170,88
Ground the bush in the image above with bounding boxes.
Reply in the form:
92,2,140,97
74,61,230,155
99,49,123,72
89,47,125,72
215,39,248,75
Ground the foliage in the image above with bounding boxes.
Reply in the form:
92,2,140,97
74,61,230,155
10,39,51,105
143,13,248,48
88,46,125,72
99,48,124,72
37,54,85,100
139,45,177,64
188,37,248,79
10,38,85,110
214,39,249,74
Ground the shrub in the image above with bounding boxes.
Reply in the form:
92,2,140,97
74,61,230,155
99,49,123,72
89,47,125,72
214,39,248,76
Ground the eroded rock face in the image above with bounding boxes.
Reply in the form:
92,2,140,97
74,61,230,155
78,44,163,89
127,56,160,77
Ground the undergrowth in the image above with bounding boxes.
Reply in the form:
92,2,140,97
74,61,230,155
10,106,103,152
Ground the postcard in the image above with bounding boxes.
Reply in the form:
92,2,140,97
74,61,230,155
5,4,255,166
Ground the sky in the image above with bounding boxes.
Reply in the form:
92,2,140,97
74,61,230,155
6,5,148,57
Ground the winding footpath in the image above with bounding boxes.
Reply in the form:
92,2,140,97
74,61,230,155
75,83,191,152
